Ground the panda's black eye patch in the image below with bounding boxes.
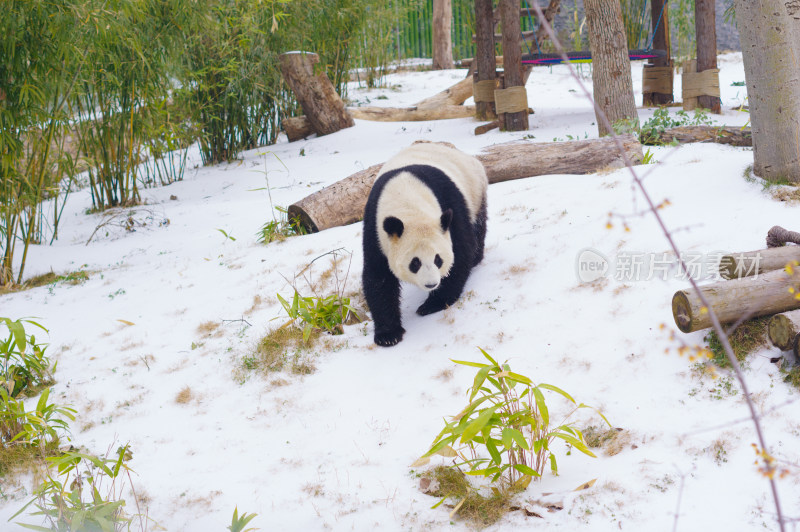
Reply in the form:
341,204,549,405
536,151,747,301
409,257,422,273
434,254,443,268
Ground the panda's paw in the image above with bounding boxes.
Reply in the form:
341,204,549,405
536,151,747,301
375,328,405,347
416,299,447,316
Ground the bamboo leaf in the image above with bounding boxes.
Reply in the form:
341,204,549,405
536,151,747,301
531,386,549,427
538,383,577,404
552,433,597,457
512,463,540,477
460,405,499,444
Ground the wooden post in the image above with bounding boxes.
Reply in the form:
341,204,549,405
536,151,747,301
473,0,497,121
682,59,698,111
498,0,528,131
642,0,673,106
433,0,455,69
695,0,721,113
279,52,353,136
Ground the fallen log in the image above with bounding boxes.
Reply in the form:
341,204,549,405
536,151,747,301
348,105,476,122
282,75,476,140
416,76,474,109
644,125,752,146
287,164,381,232
287,135,643,233
768,309,800,350
279,52,353,137
672,268,800,333
478,134,642,184
718,246,800,279
283,104,477,140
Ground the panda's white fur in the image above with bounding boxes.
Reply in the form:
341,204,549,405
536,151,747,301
378,143,486,224
375,143,486,291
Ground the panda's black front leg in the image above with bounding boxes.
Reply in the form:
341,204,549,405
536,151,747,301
416,261,470,316
363,269,405,347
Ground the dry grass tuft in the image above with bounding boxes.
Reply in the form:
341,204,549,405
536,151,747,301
421,466,512,526
583,425,630,456
236,327,320,381
1,269,90,294
196,320,222,337
769,186,800,204
434,368,454,381
175,386,193,404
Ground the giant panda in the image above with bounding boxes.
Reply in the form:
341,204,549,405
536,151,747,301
362,142,488,347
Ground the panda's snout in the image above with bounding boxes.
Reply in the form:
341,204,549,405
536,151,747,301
424,282,439,290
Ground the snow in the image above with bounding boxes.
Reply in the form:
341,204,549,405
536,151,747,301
2,52,799,531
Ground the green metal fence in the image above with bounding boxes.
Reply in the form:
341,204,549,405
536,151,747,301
394,0,542,61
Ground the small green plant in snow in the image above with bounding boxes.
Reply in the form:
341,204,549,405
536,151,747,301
277,291,360,343
415,348,609,498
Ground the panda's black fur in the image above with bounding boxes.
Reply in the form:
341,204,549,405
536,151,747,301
362,161,487,347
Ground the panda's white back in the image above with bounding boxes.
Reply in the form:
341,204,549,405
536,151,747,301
378,142,487,224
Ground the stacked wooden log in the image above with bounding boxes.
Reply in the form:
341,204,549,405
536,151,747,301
672,226,800,359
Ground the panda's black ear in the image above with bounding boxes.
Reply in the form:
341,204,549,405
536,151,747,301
383,216,404,238
440,209,453,232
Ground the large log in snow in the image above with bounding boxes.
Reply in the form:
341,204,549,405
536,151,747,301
672,268,800,333
718,246,800,279
287,135,643,233
768,309,800,351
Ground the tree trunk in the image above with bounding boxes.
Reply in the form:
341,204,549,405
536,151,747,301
643,0,673,106
499,0,528,131
733,0,800,183
287,135,643,233
695,0,721,113
768,309,800,350
645,125,752,147
585,0,639,135
279,52,353,136
719,246,800,279
433,0,454,70
672,269,800,333
474,0,497,120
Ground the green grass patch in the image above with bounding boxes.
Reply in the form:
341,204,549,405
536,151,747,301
704,317,770,369
782,366,800,391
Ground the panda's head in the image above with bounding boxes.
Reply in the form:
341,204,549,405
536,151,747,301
382,209,454,291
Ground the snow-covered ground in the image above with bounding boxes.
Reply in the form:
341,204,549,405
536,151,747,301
2,53,799,531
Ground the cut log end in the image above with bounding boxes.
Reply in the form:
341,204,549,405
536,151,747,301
286,205,319,234
671,290,695,333
768,314,795,351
